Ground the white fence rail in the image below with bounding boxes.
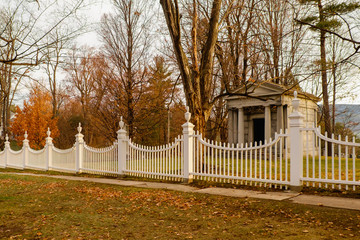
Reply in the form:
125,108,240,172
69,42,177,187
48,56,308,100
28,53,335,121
1,92,360,191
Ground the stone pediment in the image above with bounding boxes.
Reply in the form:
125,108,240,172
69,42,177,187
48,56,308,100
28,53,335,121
226,81,320,103
231,82,286,99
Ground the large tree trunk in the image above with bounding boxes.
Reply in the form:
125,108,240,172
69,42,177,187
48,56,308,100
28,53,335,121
318,1,332,136
127,88,134,139
332,52,336,134
52,87,58,118
320,30,331,135
160,0,221,135
318,0,332,157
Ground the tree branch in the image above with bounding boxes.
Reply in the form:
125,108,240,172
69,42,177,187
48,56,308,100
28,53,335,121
295,18,360,45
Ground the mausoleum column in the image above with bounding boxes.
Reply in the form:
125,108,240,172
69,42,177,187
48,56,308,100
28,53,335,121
233,110,238,143
228,109,234,143
237,108,244,144
264,104,271,141
276,105,284,133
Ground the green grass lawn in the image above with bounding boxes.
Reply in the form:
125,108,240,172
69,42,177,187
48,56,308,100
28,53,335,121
0,174,359,239
304,156,360,180
126,154,360,179
193,155,360,183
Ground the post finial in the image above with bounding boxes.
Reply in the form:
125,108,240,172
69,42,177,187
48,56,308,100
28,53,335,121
119,116,124,130
5,134,8,142
77,123,82,133
292,91,300,112
47,128,51,137
185,106,191,122
24,131,28,139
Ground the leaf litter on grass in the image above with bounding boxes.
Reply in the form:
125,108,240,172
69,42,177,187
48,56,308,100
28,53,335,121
1,174,360,239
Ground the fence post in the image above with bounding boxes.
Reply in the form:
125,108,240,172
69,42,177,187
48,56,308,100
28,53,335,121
117,117,127,176
289,91,304,191
4,134,9,168
182,107,194,183
75,123,84,173
22,131,29,169
45,128,53,170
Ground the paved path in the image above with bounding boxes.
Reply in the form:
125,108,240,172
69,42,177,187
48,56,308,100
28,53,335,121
2,172,360,211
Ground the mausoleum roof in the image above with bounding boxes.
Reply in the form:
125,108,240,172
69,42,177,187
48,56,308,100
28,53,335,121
226,81,320,103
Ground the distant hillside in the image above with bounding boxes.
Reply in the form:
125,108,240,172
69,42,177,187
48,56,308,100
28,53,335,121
333,104,360,136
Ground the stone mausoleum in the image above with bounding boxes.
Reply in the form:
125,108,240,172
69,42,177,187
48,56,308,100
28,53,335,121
226,82,320,145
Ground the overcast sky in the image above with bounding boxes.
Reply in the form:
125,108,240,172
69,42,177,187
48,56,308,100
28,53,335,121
12,0,360,105
75,0,114,47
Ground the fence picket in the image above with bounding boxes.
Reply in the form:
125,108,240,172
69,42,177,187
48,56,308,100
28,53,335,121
345,136,349,190
338,135,341,184
259,141,262,179
269,138,272,181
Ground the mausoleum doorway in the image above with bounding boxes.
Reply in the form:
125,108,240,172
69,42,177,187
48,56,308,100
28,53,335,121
253,118,265,143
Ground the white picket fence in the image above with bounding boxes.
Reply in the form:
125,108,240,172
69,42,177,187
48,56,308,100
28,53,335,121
301,126,360,190
191,130,290,186
82,143,118,174
125,136,184,180
1,92,360,191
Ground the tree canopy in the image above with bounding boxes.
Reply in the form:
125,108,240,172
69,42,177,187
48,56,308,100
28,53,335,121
10,85,59,149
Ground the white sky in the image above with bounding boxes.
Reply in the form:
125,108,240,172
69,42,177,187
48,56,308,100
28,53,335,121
75,0,114,47
12,0,360,105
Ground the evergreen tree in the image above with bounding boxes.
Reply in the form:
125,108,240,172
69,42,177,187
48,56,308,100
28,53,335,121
297,0,360,136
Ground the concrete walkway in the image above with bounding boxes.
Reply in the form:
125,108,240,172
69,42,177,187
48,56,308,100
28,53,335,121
2,172,360,211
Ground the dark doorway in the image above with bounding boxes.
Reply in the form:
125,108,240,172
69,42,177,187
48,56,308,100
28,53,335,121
253,118,265,144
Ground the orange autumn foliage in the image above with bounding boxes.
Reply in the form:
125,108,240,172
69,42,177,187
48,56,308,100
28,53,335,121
10,86,59,150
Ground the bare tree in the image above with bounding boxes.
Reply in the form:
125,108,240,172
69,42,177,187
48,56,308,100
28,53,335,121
160,0,225,134
0,0,87,136
255,0,306,86
0,7,39,135
65,46,98,144
0,0,85,65
99,0,151,139
327,34,357,132
43,31,69,118
160,0,312,134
